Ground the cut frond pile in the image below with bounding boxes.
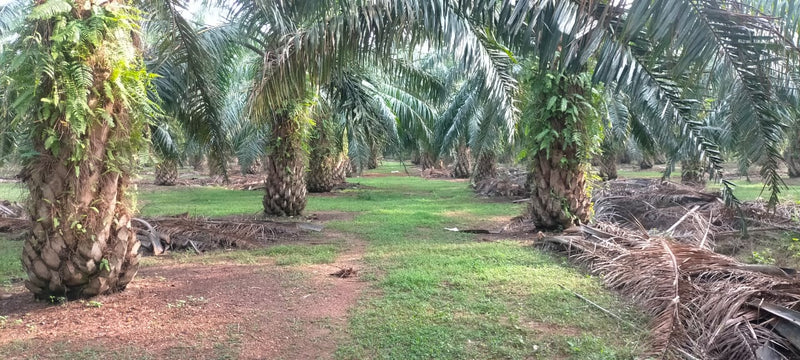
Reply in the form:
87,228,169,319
472,167,528,199
0,199,23,218
593,179,800,249
543,224,800,358
0,199,26,233
132,216,306,255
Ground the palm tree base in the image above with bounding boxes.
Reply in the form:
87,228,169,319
263,112,307,217
598,154,618,181
471,152,497,183
452,145,471,178
528,149,590,230
23,162,140,300
681,159,706,186
307,153,346,193
155,160,178,186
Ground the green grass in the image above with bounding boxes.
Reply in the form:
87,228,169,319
0,183,26,201
135,186,263,217
359,160,416,175
0,162,648,358
707,179,800,203
146,243,342,267
310,165,648,359
0,235,24,286
618,168,800,203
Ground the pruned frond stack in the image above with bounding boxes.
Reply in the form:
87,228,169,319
545,223,800,358
593,179,800,248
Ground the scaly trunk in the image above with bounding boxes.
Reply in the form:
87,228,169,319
472,151,497,183
334,156,348,183
786,128,800,178
345,157,356,178
528,145,590,230
263,110,306,216
190,153,206,172
207,152,227,178
618,148,631,164
20,2,145,299
419,152,436,170
368,142,380,170
242,158,262,175
640,154,654,170
306,124,346,193
154,159,178,186
411,151,421,165
528,75,592,230
598,147,618,181
453,144,471,179
681,159,706,186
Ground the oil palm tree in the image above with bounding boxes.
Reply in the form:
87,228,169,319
231,0,518,215
0,0,157,298
0,0,233,299
498,0,800,228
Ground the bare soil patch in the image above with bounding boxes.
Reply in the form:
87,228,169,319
0,230,368,359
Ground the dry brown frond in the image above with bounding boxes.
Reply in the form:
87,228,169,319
544,223,800,358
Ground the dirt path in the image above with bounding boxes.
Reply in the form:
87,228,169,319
0,232,368,359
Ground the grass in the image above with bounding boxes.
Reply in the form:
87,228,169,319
135,185,262,217
0,183,25,201
0,235,24,286
142,243,342,267
617,167,800,203
0,161,648,359
307,169,648,359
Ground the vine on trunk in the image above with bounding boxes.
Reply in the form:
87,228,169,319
521,71,604,229
1,0,157,298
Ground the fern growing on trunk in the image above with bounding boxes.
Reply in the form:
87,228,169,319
3,0,155,299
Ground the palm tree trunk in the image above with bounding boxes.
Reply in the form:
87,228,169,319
472,151,497,183
368,142,380,170
640,154,654,170
528,144,591,230
681,159,706,186
155,159,178,186
618,148,631,164
453,144,471,179
242,158,262,175
307,124,345,193
345,157,356,178
190,154,206,172
598,149,618,181
528,76,592,230
334,156,348,183
263,111,307,216
21,3,143,299
786,128,800,178
411,151,421,165
419,152,436,170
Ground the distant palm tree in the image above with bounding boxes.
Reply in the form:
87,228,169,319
231,0,517,215
503,0,799,227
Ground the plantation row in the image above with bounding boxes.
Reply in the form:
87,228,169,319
0,0,798,347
